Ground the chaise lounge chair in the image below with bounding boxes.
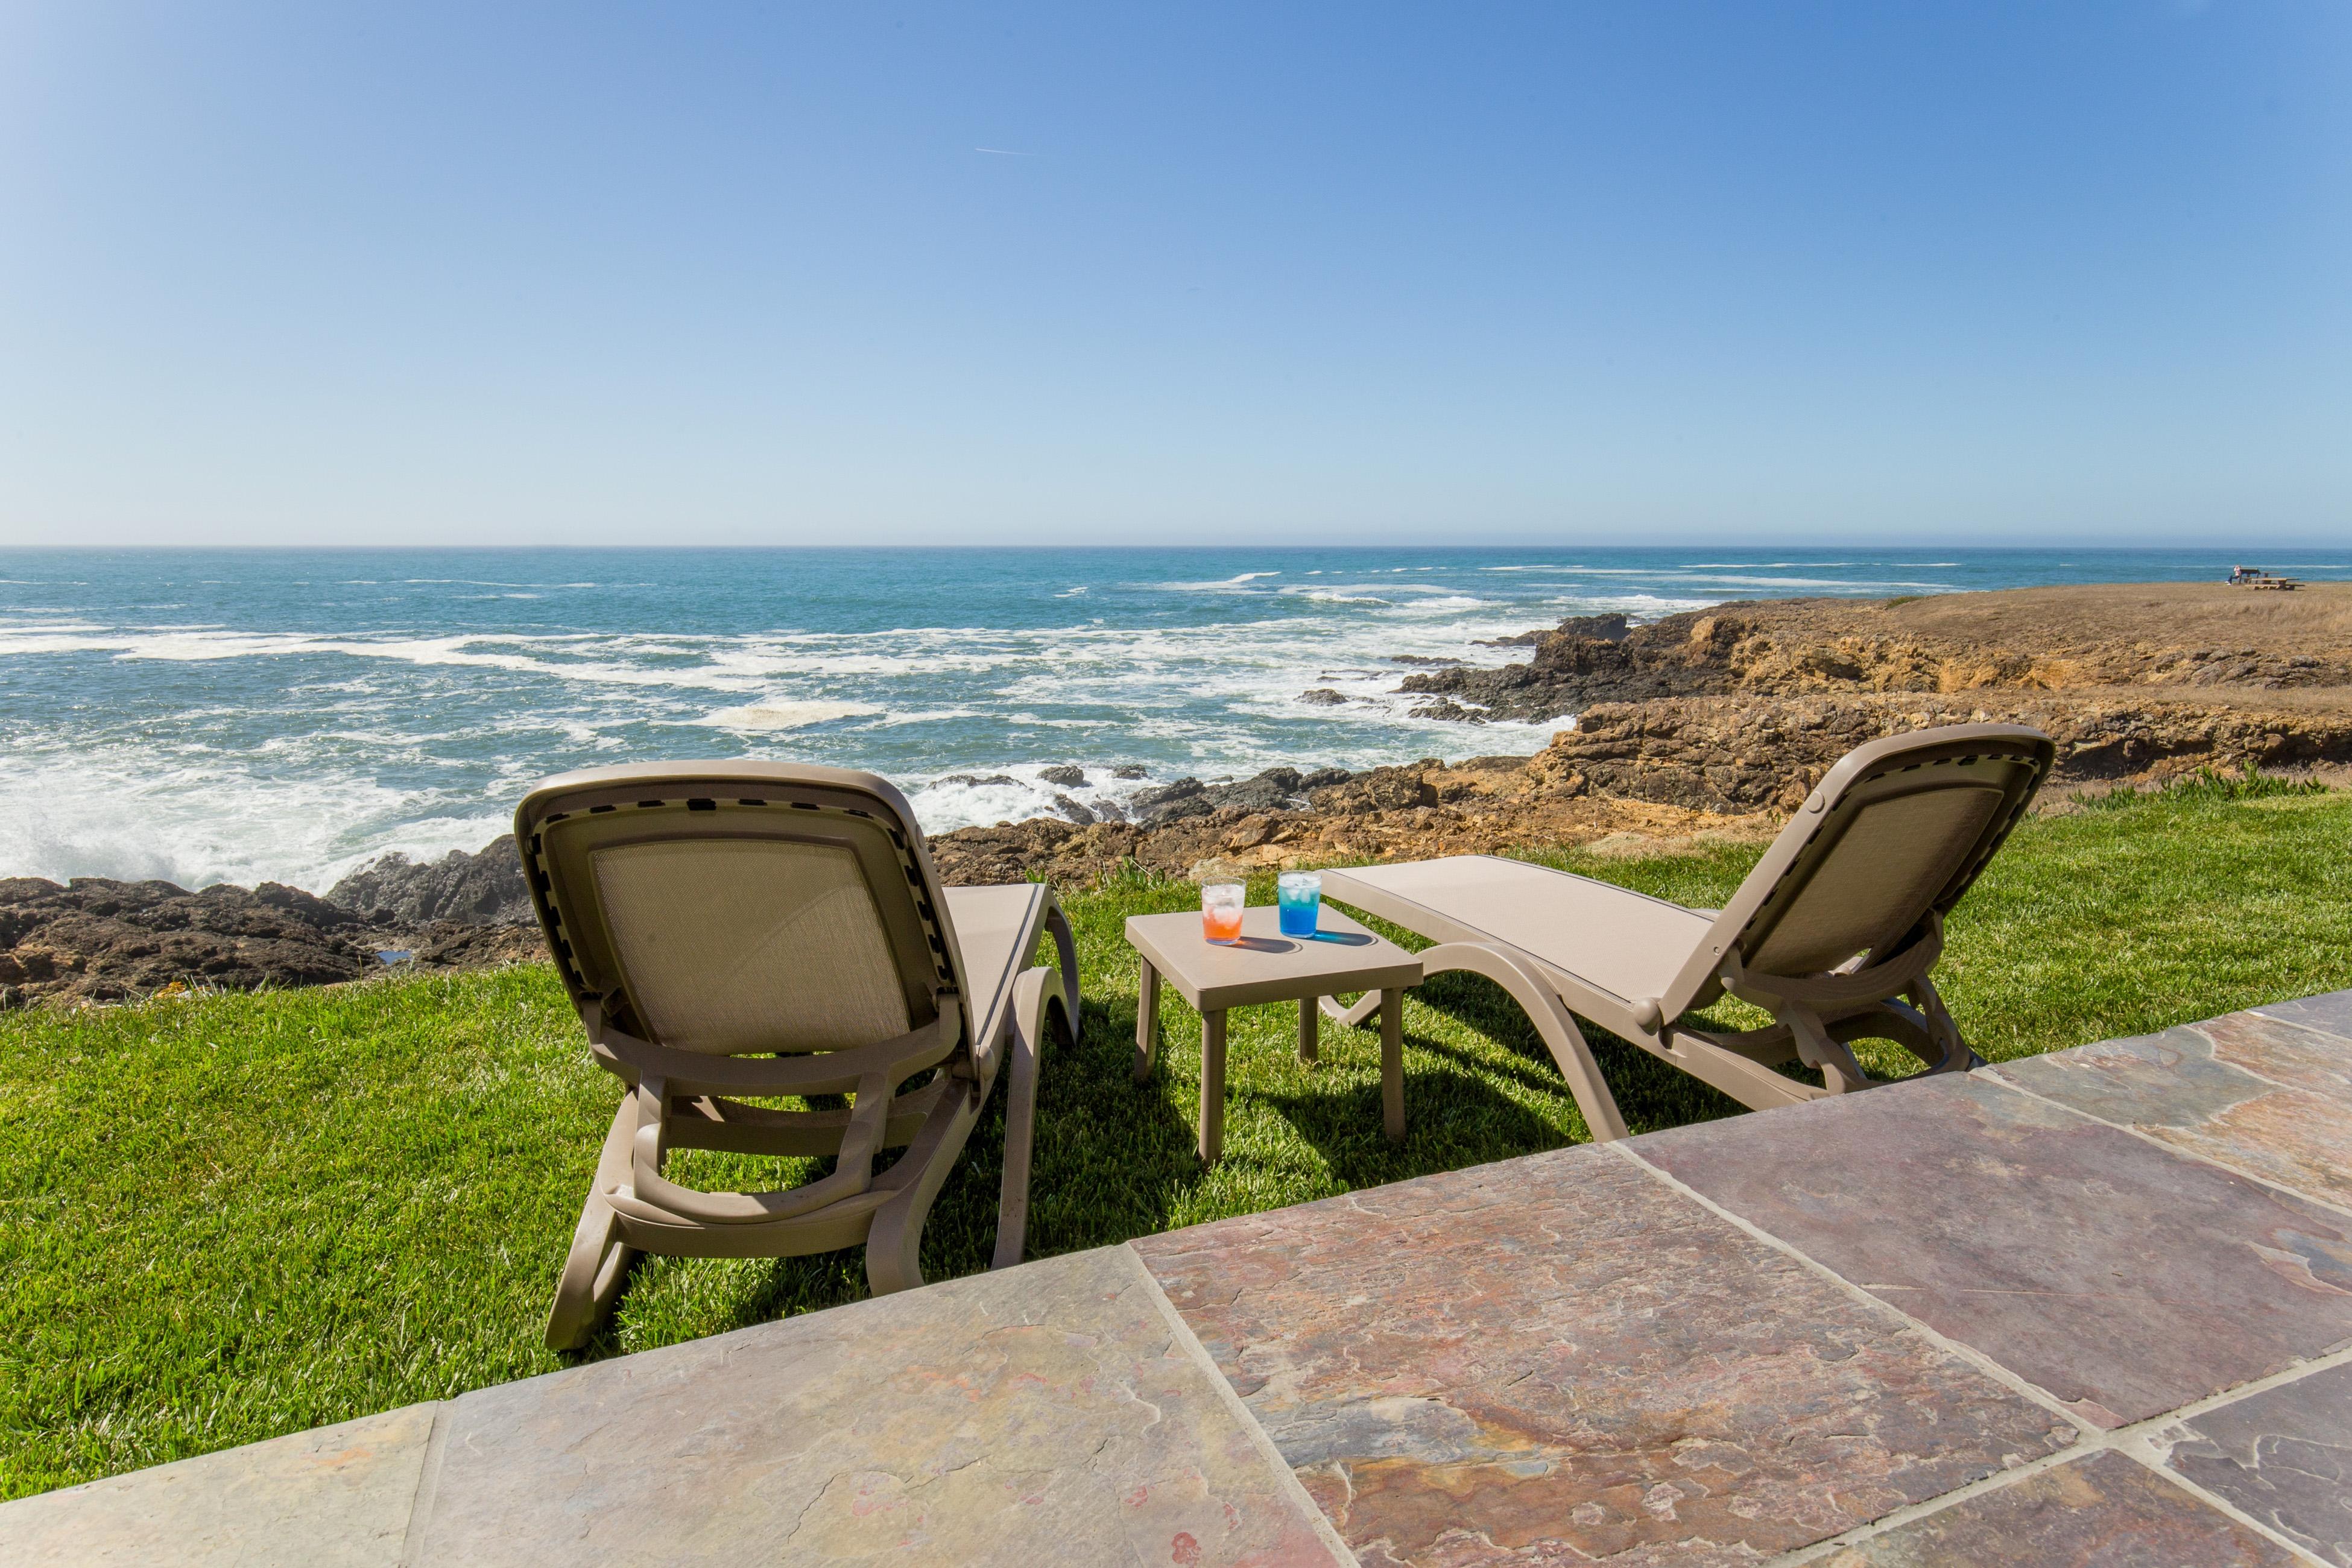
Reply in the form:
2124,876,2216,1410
514,762,1079,1350
1320,724,2053,1140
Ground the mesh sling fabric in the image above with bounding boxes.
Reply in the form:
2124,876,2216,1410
591,836,914,1055
1747,784,2003,978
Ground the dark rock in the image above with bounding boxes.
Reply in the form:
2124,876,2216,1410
1112,764,1148,779
925,815,1096,886
254,881,361,929
0,876,379,1007
326,836,533,926
1206,767,1304,814
0,835,572,1008
1051,792,1096,826
1299,689,1349,705
937,773,1020,788
1387,654,1464,667
1132,766,1338,820
1555,613,1632,643
409,921,547,970
1402,608,1731,721
1130,777,1212,826
1308,763,1440,814
1090,797,1128,823
1461,609,1629,658
1040,764,1086,786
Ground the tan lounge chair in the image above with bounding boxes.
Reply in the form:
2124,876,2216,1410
1320,724,2053,1140
514,761,1078,1350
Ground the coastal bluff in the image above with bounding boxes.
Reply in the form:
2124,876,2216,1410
1391,580,2352,721
932,581,2352,882
5,581,2348,1008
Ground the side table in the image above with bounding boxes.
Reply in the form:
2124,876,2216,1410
1125,905,1423,1164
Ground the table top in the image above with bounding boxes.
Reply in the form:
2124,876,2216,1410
1124,904,1422,1013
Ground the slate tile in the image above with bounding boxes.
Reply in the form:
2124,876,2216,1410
2202,1008,2352,1100
2253,989,2352,1045
1989,1021,2279,1130
1994,1016,2352,1212
2167,1359,2352,1566
1818,1449,2300,1567
1640,1073,2352,1427
410,1245,1344,1567
0,1404,437,1568
1134,1146,2069,1567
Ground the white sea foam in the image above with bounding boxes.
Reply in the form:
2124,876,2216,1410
6,547,2135,888
0,746,511,893
1159,572,1281,591
869,707,986,727
695,700,883,731
1668,575,1954,590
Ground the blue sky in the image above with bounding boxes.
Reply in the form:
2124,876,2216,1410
2,3,2346,546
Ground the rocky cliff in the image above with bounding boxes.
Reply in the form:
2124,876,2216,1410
935,583,2352,880
1396,583,2352,722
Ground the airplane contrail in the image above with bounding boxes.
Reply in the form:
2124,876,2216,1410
974,147,1034,156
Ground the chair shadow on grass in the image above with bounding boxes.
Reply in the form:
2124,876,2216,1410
1408,967,1944,1136
1248,1042,1570,1195
1401,967,1751,1138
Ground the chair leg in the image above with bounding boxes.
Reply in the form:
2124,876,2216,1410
1415,941,1631,1141
545,1096,641,1351
1787,1004,1869,1094
865,1084,987,1296
1379,988,1403,1141
1043,895,1081,1035
1906,977,1982,1073
1320,991,1383,1028
992,968,1066,1270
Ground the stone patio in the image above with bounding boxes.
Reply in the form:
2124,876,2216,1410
7,991,2350,1566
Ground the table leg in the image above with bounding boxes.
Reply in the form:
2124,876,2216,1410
1200,1008,1227,1165
1133,956,1159,1083
1297,996,1317,1064
1380,988,1405,1143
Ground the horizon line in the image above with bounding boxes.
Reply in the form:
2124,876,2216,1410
2,541,2350,555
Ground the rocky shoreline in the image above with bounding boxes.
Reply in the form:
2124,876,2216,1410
0,841,543,1011
7,581,2348,1010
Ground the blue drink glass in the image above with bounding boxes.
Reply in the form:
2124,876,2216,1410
1277,871,1322,937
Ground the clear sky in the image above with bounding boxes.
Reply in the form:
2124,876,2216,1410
2,2,2347,548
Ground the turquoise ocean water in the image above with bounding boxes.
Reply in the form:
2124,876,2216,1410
3,546,2347,891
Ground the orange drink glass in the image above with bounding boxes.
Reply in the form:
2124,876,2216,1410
1201,882,1245,944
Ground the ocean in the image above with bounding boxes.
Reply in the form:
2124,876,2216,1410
4,546,2347,893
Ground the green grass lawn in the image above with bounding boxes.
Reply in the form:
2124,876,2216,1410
5,783,2350,1499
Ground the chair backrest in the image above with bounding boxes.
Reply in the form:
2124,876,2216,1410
1664,724,2054,1014
512,762,968,1058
